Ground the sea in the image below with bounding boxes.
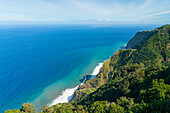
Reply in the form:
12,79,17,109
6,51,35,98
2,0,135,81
0,23,160,112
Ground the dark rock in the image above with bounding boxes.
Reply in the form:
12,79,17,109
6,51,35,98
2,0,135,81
79,75,94,83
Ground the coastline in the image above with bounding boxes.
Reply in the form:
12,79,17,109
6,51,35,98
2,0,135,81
47,44,125,107
1,24,162,112
31,42,127,111
48,63,104,107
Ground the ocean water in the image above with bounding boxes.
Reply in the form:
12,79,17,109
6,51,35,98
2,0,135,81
0,24,160,112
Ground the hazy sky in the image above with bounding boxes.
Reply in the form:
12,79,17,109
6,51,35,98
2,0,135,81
0,0,170,23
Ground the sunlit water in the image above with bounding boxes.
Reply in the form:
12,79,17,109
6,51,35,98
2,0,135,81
0,24,160,112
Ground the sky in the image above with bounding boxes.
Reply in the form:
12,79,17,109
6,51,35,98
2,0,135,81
0,0,170,23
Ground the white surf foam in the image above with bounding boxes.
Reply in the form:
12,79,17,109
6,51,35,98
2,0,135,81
90,63,103,79
48,62,103,107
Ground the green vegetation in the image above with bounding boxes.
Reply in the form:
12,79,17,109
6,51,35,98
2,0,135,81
5,103,35,113
5,25,170,113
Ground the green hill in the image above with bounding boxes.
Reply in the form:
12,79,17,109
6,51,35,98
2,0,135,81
5,25,170,113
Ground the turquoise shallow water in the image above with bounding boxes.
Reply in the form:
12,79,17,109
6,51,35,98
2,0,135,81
0,24,160,112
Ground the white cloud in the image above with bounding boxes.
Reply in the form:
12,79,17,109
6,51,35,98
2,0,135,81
0,0,169,22
138,0,154,10
150,10,170,16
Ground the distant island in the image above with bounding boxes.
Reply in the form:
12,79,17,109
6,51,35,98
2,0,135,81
5,24,170,113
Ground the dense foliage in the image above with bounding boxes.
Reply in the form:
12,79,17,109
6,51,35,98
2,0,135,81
5,25,170,113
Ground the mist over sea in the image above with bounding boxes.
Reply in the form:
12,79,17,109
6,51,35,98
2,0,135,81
0,24,160,112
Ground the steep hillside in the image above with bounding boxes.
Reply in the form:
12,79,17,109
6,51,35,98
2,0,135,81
126,31,153,49
5,25,170,113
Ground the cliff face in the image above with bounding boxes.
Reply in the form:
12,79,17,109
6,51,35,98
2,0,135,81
126,31,151,49
126,25,170,49
125,27,164,49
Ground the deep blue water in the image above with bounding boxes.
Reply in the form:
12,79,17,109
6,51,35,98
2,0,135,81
0,24,160,112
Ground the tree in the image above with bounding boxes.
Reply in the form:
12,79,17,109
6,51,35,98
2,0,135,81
139,79,170,102
20,103,35,113
117,97,134,111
